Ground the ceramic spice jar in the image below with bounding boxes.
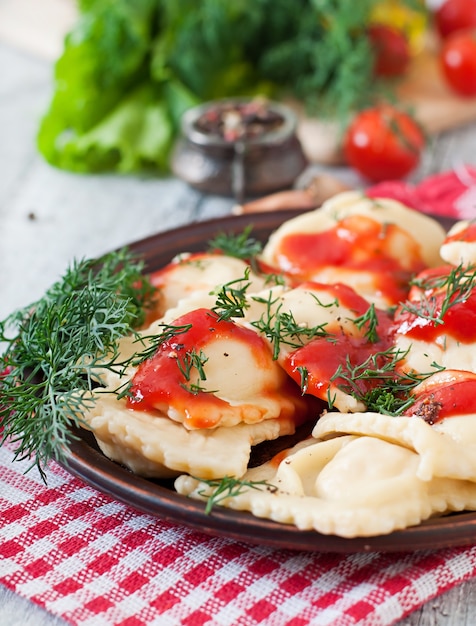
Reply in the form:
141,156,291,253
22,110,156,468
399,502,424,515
171,98,308,201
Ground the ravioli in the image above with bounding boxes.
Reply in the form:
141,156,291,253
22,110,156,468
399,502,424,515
260,192,446,307
80,393,302,479
393,264,476,374
240,281,393,413
149,252,270,318
313,408,476,483
127,307,312,430
175,432,476,537
440,220,476,267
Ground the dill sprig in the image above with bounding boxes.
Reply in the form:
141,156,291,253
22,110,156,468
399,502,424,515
196,475,275,514
351,303,380,343
296,365,309,395
177,348,218,395
0,249,155,479
211,268,252,321
329,347,444,415
207,225,262,261
131,322,193,365
250,292,332,360
401,264,476,325
176,348,208,381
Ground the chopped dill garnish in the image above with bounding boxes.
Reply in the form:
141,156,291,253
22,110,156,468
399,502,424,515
207,225,262,261
250,291,332,360
296,365,309,395
352,303,380,343
176,348,208,382
196,475,275,514
131,322,193,365
211,268,252,320
329,347,444,415
401,264,476,325
176,348,218,395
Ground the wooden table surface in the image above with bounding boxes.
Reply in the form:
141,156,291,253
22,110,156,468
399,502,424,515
2,3,476,624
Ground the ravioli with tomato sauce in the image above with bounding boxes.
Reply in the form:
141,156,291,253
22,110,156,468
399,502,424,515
241,281,393,412
80,196,476,537
393,262,476,373
80,306,316,478
260,192,445,308
440,219,476,267
127,308,311,430
177,370,476,537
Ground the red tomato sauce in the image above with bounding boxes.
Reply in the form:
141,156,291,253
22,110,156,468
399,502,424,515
284,322,394,404
127,308,312,429
274,215,425,304
405,379,476,422
444,222,476,244
394,288,476,343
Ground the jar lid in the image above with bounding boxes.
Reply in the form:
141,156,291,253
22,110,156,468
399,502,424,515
181,98,298,148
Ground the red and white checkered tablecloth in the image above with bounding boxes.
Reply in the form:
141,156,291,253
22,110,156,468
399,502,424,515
2,441,476,626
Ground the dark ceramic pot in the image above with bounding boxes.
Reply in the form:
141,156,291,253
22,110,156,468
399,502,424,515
171,98,308,200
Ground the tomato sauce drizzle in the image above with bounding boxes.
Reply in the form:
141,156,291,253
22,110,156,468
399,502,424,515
405,379,476,422
444,222,476,243
275,215,426,304
127,308,311,429
394,283,476,343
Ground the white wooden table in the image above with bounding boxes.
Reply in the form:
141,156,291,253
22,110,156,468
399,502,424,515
2,4,476,624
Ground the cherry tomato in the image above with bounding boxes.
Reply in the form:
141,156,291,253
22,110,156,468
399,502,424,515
367,23,410,77
435,0,476,39
343,105,425,182
440,29,476,96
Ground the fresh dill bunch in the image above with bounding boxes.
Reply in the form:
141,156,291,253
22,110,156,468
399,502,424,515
0,248,155,480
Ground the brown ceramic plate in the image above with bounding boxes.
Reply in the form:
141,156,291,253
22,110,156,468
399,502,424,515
59,210,476,554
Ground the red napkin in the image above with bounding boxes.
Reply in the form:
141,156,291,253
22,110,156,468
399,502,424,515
2,441,476,626
367,166,476,220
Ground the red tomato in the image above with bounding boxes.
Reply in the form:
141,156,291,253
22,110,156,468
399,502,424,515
440,29,476,96
343,105,425,182
367,23,410,77
435,0,476,39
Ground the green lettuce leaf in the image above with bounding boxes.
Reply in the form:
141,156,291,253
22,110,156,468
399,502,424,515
37,0,428,175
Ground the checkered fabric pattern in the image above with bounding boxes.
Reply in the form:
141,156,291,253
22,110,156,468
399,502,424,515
2,442,476,626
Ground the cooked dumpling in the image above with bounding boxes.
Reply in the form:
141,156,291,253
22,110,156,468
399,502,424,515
127,307,313,430
260,192,446,307
149,252,270,318
80,393,302,479
313,403,476,483
440,220,476,267
176,432,476,537
393,264,476,374
241,282,393,412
